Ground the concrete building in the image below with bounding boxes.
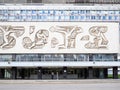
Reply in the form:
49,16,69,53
0,0,120,79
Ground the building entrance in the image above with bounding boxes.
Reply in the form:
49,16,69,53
0,67,118,79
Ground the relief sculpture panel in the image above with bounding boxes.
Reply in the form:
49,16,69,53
0,22,118,53
23,29,49,49
84,26,108,49
50,26,83,49
0,25,25,49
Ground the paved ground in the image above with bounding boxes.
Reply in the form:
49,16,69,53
0,79,120,90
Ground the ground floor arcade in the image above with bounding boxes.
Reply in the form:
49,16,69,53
0,67,119,79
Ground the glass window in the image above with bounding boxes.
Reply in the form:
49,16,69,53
38,10,43,14
0,55,12,62
70,15,74,20
109,10,115,14
92,54,115,61
14,10,21,14
21,10,26,14
54,16,59,21
108,16,112,20
80,16,84,20
26,10,32,14
102,16,107,20
86,10,90,14
64,15,70,21
9,15,15,21
0,10,2,14
64,54,75,61
76,54,89,61
32,10,36,14
91,16,96,20
86,16,90,20
16,54,39,61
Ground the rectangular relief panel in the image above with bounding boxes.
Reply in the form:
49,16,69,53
0,22,119,53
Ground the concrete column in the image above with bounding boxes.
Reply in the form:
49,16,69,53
113,67,118,79
104,68,108,79
21,69,25,79
38,67,42,79
11,67,17,79
84,68,88,79
88,67,93,79
0,69,5,79
63,67,67,79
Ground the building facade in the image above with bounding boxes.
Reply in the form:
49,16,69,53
0,1,120,79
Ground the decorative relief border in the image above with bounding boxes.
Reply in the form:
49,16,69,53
0,22,119,53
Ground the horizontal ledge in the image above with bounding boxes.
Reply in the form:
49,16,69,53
0,61,120,67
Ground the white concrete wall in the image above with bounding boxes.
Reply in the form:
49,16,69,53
0,61,120,67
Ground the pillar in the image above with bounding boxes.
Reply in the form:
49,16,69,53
21,69,25,79
113,67,118,79
88,67,93,79
104,68,108,79
38,67,42,79
63,67,67,79
84,68,88,79
11,67,17,79
0,69,5,79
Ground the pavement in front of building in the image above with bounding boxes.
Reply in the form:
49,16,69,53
0,79,120,90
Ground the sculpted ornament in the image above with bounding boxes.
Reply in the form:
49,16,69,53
85,26,108,49
0,25,25,49
50,26,83,49
23,29,49,49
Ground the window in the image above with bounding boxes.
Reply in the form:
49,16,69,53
0,55,12,62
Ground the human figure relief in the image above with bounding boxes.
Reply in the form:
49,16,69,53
85,26,108,49
23,29,49,49
29,26,35,35
0,25,25,49
50,26,82,49
51,37,59,48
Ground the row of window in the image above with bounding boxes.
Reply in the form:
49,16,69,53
0,15,119,21
1,10,120,15
0,10,120,21
0,54,117,62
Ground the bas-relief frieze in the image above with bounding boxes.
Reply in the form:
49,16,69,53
0,25,108,50
0,25,24,49
50,26,83,49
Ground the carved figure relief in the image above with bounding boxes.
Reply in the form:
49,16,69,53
50,26,82,49
29,26,35,35
51,37,59,48
23,29,49,49
0,24,110,51
0,29,4,46
85,26,108,49
81,35,89,41
0,25,25,49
